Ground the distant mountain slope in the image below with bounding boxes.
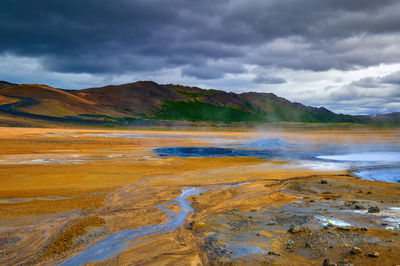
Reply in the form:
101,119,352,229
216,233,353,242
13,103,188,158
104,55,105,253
70,81,358,123
0,84,115,117
72,81,184,115
358,112,400,123
0,80,367,124
0,81,17,89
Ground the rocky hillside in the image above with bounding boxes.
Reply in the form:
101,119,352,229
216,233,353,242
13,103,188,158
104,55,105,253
0,80,370,124
71,81,358,123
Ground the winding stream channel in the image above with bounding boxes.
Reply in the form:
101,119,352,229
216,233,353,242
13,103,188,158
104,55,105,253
60,182,249,265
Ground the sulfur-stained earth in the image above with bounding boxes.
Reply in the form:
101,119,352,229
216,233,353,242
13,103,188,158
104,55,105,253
0,127,399,265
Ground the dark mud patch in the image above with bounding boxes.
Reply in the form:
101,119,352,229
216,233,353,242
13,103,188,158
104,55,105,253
153,147,276,158
197,177,400,265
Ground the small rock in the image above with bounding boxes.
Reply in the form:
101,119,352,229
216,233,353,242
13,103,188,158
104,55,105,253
327,222,334,227
288,224,304,234
187,221,195,230
367,191,373,194
368,206,380,213
354,205,365,210
287,240,295,245
305,242,311,248
368,251,379,258
320,179,328,184
267,221,276,226
268,251,280,256
338,258,354,266
248,216,253,219
350,246,362,255
323,258,337,266
338,259,354,266
256,233,261,237
381,222,388,226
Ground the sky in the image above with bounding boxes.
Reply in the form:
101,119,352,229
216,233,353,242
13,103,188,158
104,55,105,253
1,0,400,115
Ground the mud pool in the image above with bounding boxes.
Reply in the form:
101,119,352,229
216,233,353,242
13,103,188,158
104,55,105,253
154,138,400,183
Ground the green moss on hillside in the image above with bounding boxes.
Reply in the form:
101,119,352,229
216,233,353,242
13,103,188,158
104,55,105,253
153,99,359,123
154,101,262,122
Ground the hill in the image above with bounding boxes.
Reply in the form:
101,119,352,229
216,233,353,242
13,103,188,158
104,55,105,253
0,84,113,118
0,80,17,89
357,112,400,124
72,82,358,123
0,80,380,126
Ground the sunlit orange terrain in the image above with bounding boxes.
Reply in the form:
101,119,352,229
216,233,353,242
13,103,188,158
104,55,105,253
0,127,399,265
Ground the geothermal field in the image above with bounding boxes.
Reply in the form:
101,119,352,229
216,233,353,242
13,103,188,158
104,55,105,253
0,127,399,265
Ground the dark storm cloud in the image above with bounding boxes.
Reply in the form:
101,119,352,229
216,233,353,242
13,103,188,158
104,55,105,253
1,0,400,75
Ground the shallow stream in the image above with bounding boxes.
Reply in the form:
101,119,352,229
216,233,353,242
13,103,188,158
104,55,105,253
59,182,249,265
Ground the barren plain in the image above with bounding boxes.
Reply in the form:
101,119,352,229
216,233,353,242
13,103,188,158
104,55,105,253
0,127,399,265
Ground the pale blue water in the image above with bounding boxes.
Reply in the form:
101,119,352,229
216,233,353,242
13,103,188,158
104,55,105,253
59,183,249,265
154,141,400,183
352,166,400,183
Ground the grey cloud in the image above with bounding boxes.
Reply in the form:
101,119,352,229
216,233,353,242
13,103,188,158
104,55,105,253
253,75,286,84
315,72,400,114
1,0,400,115
350,77,380,88
1,0,400,76
181,66,224,80
380,70,400,84
348,71,400,88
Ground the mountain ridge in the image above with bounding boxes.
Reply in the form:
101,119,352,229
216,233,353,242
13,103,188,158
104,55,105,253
0,80,396,125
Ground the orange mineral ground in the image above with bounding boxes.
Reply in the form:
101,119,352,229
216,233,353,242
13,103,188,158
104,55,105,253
0,127,399,265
